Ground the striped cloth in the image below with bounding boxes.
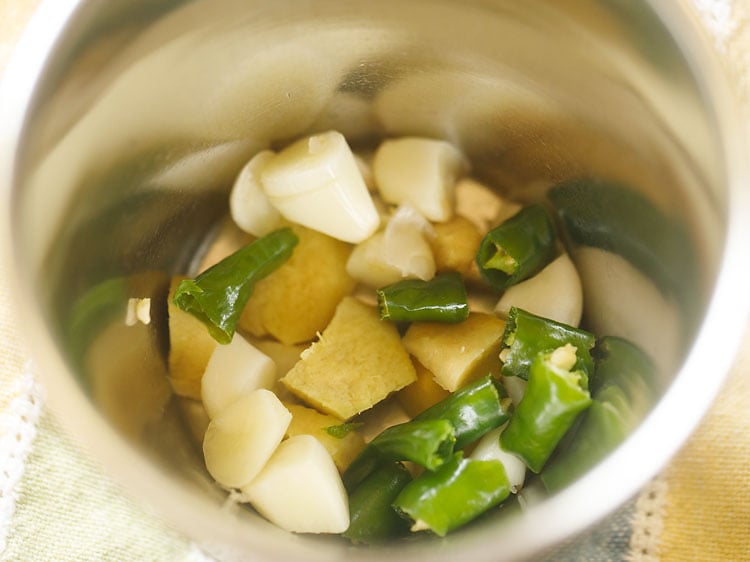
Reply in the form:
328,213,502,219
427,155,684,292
1,0,749,560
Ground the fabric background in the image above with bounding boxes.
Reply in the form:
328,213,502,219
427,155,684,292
1,0,749,560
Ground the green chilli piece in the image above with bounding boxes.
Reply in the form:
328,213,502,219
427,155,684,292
343,375,510,490
324,422,364,439
343,419,456,491
475,204,557,290
501,306,595,382
500,346,592,473
369,419,456,470
414,374,513,449
377,271,469,323
540,386,631,491
541,337,658,491
172,227,298,344
343,462,413,544
548,178,700,326
392,453,511,537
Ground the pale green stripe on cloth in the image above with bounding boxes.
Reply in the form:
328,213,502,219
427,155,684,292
1,410,209,562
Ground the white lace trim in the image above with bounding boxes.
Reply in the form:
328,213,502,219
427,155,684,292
626,475,668,562
691,0,738,51
0,363,44,552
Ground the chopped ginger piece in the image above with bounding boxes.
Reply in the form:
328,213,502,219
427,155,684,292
281,297,416,419
403,313,506,392
429,215,483,277
167,276,217,399
396,359,451,418
239,223,356,345
284,403,366,471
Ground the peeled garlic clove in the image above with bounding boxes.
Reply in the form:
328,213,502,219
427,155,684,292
500,375,527,407
229,150,281,237
383,205,436,281
201,334,277,419
346,231,404,288
495,254,583,327
242,435,349,534
203,389,291,489
373,137,467,222
346,206,436,287
470,426,526,493
260,131,380,243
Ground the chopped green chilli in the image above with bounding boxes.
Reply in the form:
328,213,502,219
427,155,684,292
500,345,592,473
500,306,595,381
173,227,298,344
414,374,512,449
475,204,557,290
344,375,511,492
368,419,456,471
377,272,469,323
343,419,456,491
541,337,657,491
344,462,413,544
392,453,511,536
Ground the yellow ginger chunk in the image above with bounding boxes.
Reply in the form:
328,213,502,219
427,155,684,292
281,297,417,419
284,403,366,471
239,223,356,345
396,359,451,418
429,215,483,278
167,276,217,400
402,312,506,392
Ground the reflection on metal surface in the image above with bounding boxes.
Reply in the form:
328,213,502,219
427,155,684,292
570,246,682,379
72,271,170,440
549,178,701,310
541,336,658,492
549,177,701,377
